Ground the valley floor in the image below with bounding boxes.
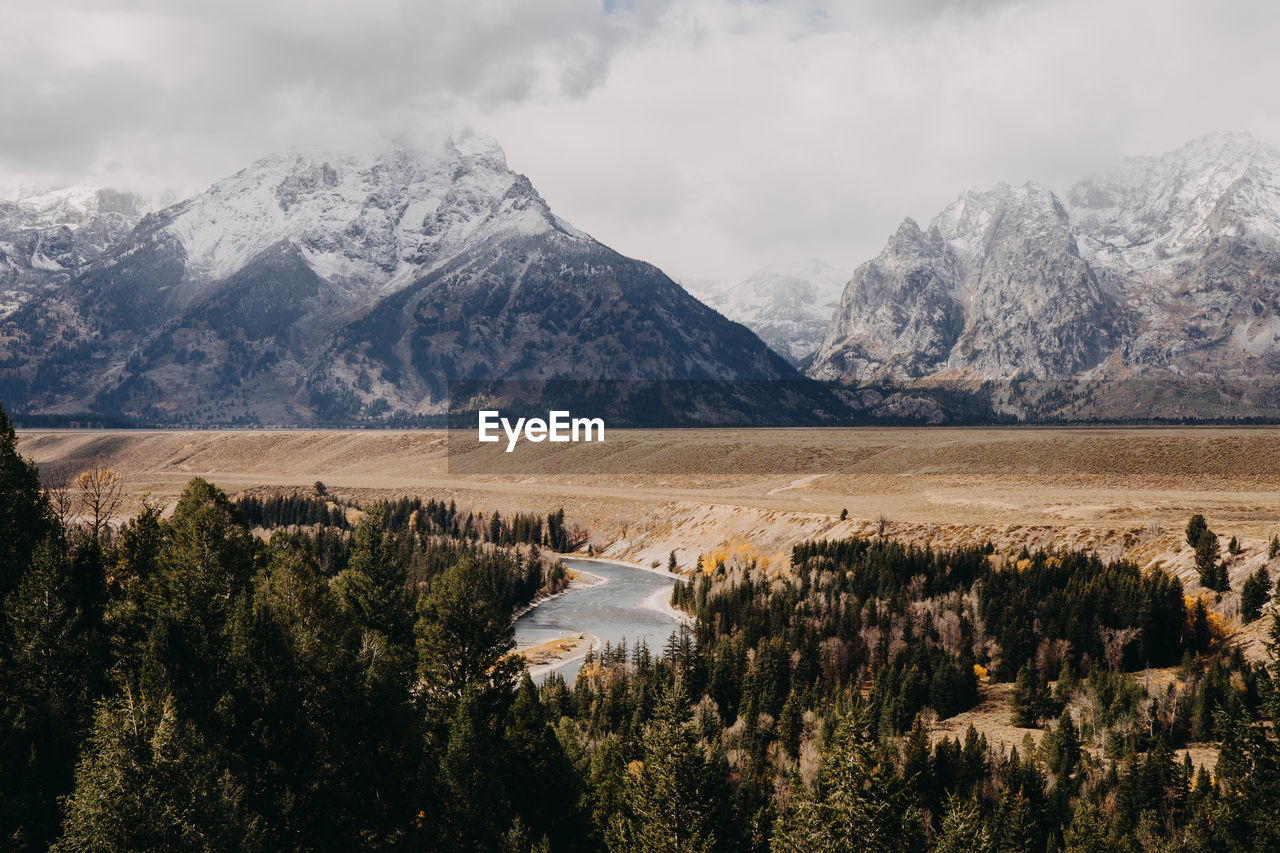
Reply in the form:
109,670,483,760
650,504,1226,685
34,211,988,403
20,425,1280,570
21,425,1278,783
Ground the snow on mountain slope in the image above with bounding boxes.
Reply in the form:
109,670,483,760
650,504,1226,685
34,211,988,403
152,129,585,306
811,133,1280,384
1,133,806,425
684,259,846,363
1069,131,1280,272
811,182,1110,381
0,185,152,318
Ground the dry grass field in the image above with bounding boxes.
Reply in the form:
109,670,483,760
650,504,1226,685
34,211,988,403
19,426,1280,564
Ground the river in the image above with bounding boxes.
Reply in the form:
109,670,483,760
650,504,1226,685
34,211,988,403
514,557,682,683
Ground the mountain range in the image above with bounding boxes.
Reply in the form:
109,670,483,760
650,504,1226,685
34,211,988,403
0,132,809,426
5,130,1280,426
809,132,1280,393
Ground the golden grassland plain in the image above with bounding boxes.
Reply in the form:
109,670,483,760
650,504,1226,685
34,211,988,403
21,425,1280,768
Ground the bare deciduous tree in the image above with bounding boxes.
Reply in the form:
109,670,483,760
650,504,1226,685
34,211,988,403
1099,626,1141,671
77,466,125,543
48,484,74,532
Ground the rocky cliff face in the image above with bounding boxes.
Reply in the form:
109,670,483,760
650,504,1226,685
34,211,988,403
0,133,802,425
811,132,1280,386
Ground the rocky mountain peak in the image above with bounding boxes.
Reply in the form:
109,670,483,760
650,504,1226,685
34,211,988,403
2,131,803,426
1068,131,1280,272
0,184,155,318
159,133,572,291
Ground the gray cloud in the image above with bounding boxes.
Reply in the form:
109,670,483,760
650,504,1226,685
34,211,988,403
2,0,1278,281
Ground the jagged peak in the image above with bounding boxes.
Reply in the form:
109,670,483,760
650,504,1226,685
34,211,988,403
135,130,583,288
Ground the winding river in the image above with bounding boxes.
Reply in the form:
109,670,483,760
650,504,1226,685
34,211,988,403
515,558,682,682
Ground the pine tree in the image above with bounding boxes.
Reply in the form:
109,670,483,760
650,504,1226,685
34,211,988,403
1241,567,1273,623
771,712,924,853
1207,618,1280,853
0,403,55,602
934,795,995,853
503,674,587,849
52,690,261,852
1044,712,1081,782
1010,662,1051,728
614,678,720,853
0,540,96,850
436,689,510,851
415,556,522,707
1186,515,1208,548
1194,528,1224,591
1062,799,1119,852
337,504,410,641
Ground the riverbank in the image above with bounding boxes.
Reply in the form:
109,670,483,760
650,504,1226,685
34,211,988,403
639,584,693,626
562,553,681,579
517,632,602,679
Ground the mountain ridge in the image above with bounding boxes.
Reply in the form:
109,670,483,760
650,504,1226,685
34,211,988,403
0,133,813,426
809,132,1280,392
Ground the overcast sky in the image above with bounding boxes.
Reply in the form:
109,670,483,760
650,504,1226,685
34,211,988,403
3,0,1279,280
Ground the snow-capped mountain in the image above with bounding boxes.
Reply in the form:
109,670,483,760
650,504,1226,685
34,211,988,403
0,186,152,318
0,133,807,425
684,260,846,364
810,132,1280,386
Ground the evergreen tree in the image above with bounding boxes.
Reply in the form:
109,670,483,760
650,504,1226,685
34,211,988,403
336,504,410,641
1241,567,1273,624
504,674,588,849
1010,662,1052,728
613,678,720,853
144,478,256,716
1044,711,1082,783
934,795,995,853
771,711,924,853
436,689,510,851
1206,618,1280,853
1186,515,1208,548
1062,799,1123,852
0,403,55,602
53,690,261,853
416,556,522,708
1194,529,1224,591
0,540,96,850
